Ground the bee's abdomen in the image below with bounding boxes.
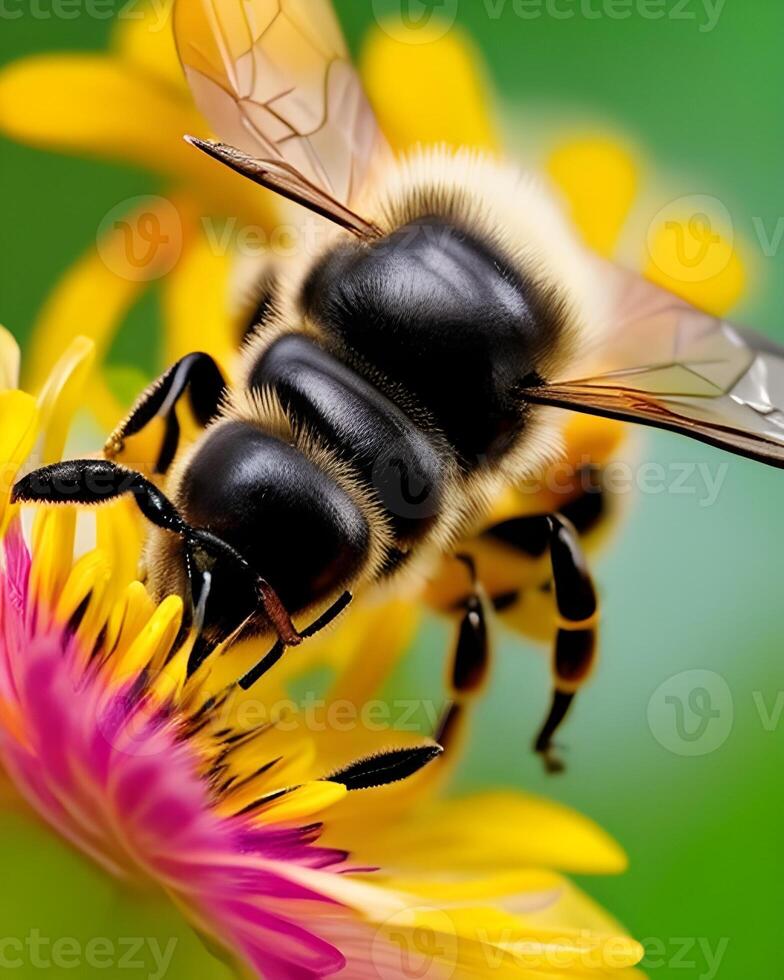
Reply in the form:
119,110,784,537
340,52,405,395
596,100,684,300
302,216,563,468
249,333,447,545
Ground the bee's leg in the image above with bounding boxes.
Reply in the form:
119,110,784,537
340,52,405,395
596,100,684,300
104,352,227,474
12,459,300,653
534,514,598,773
436,555,492,753
237,591,354,690
479,509,599,771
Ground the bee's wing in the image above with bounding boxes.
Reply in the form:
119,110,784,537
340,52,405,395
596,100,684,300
523,261,784,467
173,0,391,208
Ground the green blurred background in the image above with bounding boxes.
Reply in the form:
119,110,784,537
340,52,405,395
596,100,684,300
1,1,782,977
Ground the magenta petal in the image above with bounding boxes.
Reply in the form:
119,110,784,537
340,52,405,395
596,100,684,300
0,536,372,980
225,903,347,976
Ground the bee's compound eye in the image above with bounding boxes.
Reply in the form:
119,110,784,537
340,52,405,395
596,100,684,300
179,421,369,629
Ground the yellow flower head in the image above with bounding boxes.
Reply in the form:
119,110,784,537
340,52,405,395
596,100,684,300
0,328,643,976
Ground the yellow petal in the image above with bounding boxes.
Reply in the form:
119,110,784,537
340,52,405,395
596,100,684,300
112,0,183,92
372,904,642,978
547,137,639,258
215,726,317,791
29,506,76,618
108,593,183,684
95,496,144,601
250,781,348,824
217,743,319,816
55,549,113,664
523,880,636,947
0,55,200,178
149,638,191,705
55,548,109,623
27,195,194,427
0,391,38,530
335,791,627,876
0,325,21,390
105,580,156,661
381,869,564,905
327,598,421,706
161,226,236,375
0,54,273,226
644,215,747,316
360,23,500,153
109,416,169,477
35,336,95,465
447,913,643,975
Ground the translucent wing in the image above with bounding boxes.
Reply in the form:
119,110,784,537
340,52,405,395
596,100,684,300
173,0,390,207
524,261,784,467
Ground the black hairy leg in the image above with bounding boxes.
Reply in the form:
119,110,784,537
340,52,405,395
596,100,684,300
435,555,492,754
12,459,301,662
104,352,227,475
482,511,599,772
536,514,598,772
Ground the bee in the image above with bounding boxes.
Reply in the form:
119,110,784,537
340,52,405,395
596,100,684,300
15,0,784,771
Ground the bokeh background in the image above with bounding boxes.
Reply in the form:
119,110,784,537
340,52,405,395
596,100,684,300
1,1,782,977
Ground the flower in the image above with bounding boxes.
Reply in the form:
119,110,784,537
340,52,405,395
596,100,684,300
0,330,644,977
0,525,361,979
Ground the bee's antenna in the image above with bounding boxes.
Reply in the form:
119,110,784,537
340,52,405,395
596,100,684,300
184,136,383,241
